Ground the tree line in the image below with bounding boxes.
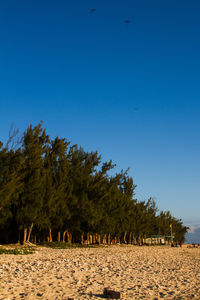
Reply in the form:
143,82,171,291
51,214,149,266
0,123,187,245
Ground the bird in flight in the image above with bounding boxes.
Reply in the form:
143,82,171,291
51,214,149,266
89,9,132,27
123,19,131,24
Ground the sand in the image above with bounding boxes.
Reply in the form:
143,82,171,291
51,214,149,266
0,245,200,299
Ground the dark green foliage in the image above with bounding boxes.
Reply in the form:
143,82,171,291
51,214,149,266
0,123,188,244
16,124,49,230
45,137,73,232
0,246,35,255
156,211,188,242
0,143,24,231
40,242,98,249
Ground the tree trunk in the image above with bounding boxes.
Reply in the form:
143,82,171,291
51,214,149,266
63,230,67,242
81,232,84,244
23,228,27,245
128,232,132,244
26,223,34,243
98,234,101,245
103,234,107,244
132,234,136,245
17,231,21,244
49,227,52,242
69,233,72,244
92,234,96,244
33,234,37,244
58,231,60,242
66,230,70,243
87,233,90,245
90,234,93,245
108,233,111,245
123,232,127,243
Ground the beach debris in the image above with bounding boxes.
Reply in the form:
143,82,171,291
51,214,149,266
103,288,121,299
36,293,43,297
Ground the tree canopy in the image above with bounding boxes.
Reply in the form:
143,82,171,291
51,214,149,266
0,123,188,244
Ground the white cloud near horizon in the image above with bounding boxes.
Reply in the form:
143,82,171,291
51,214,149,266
183,218,200,228
188,225,200,233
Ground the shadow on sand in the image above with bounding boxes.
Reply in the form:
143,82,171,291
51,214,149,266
80,292,105,298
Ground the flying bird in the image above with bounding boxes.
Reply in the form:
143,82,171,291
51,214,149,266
123,19,131,24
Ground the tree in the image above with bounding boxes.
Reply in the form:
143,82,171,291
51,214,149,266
0,122,189,244
0,143,24,242
16,123,49,244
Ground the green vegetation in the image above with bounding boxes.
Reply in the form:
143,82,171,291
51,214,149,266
0,246,35,255
0,122,188,245
40,242,98,249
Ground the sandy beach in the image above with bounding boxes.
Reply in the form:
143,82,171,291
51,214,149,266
0,245,200,299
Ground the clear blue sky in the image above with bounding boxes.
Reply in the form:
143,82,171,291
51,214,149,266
0,0,200,228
